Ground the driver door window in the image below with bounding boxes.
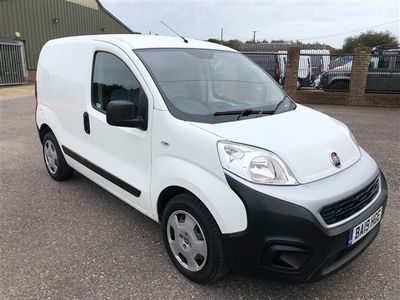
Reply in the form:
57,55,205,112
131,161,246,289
92,52,142,115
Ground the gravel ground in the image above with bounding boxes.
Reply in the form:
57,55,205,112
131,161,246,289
1,96,399,299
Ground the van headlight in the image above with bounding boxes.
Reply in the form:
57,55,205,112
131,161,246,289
217,141,298,185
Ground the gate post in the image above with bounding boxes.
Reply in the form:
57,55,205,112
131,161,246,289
284,47,300,97
349,47,372,100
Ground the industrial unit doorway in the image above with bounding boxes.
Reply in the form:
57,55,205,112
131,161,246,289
0,38,28,86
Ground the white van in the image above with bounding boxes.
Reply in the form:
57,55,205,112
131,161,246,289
36,35,387,283
301,49,331,78
277,51,312,87
278,49,330,88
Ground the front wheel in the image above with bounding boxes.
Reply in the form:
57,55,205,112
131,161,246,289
162,193,228,283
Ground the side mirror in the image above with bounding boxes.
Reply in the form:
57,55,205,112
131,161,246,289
106,100,147,130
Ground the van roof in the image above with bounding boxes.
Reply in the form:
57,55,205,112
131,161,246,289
48,34,235,51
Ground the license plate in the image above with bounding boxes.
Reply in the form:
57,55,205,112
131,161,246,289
348,206,382,247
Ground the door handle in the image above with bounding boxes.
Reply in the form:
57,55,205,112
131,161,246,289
83,112,90,134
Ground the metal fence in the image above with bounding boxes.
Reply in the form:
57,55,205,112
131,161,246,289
0,39,28,86
242,51,355,91
241,52,284,84
243,49,400,94
366,54,400,93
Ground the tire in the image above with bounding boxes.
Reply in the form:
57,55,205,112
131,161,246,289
42,132,74,181
162,193,228,283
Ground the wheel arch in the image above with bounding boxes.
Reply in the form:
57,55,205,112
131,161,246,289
39,123,53,144
157,185,198,223
328,76,350,86
152,171,247,234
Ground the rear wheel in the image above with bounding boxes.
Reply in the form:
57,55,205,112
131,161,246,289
43,132,74,181
162,193,228,283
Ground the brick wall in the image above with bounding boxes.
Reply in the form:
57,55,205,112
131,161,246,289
284,47,400,108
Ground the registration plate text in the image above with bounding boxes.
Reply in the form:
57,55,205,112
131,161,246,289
348,206,382,247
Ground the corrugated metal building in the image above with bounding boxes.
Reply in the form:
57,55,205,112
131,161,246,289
0,0,133,83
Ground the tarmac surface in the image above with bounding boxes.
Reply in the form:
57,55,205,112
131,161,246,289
1,88,399,299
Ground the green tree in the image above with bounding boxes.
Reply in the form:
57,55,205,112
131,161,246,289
342,30,399,53
270,39,292,43
207,38,242,51
207,38,221,45
244,39,269,44
223,39,242,50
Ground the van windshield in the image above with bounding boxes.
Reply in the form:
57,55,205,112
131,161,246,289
136,48,295,123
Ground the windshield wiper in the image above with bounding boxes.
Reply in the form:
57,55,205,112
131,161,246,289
214,109,274,120
213,95,293,119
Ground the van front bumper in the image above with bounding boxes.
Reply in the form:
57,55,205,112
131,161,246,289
222,171,388,282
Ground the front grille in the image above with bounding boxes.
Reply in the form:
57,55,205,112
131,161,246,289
320,176,380,225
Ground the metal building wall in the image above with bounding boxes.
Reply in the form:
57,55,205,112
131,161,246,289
0,0,132,69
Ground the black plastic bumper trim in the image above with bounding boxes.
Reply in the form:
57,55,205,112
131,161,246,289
62,145,141,197
222,172,388,282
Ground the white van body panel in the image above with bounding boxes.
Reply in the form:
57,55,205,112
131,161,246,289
35,35,386,281
301,49,330,73
35,35,370,235
37,38,155,215
64,154,155,219
191,105,361,184
298,55,312,79
36,35,247,234
277,51,312,79
97,36,168,111
103,34,234,51
150,109,247,233
277,49,330,82
36,39,92,149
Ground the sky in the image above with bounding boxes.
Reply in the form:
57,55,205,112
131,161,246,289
101,0,400,48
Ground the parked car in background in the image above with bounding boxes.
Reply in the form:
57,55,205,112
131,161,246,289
329,55,353,69
313,74,322,89
242,52,280,83
320,46,400,92
243,49,330,89
366,46,400,93
302,49,331,81
320,61,353,91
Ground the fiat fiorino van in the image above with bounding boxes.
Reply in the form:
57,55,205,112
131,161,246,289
36,35,387,283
